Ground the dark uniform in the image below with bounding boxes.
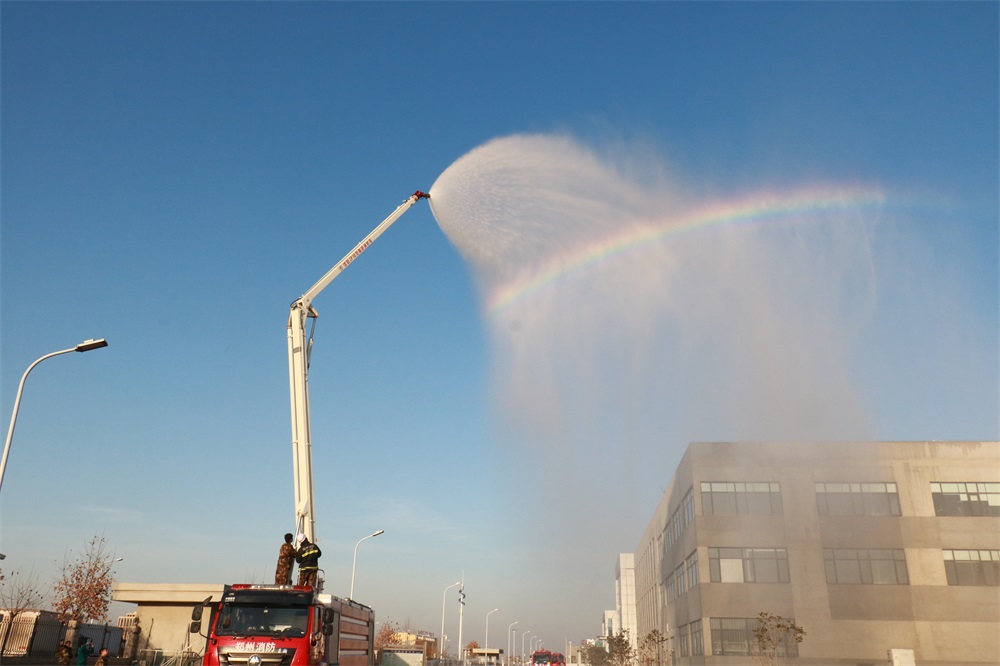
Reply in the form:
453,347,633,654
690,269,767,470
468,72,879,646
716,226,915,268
295,537,322,588
275,533,296,585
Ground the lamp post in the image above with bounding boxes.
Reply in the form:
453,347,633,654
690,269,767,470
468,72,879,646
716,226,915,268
1,339,108,495
485,608,499,650
441,581,461,660
522,632,532,663
507,622,518,666
349,529,384,599
458,582,466,666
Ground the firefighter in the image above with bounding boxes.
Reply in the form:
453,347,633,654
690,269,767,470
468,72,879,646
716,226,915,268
56,640,73,666
275,532,295,584
295,534,321,588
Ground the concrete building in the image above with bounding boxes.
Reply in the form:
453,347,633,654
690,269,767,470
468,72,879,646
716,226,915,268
614,554,638,651
633,441,1000,666
601,609,616,641
112,582,225,658
390,630,438,659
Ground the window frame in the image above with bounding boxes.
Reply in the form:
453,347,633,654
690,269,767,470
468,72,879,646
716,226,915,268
815,482,902,516
823,548,909,585
701,482,783,516
708,547,789,584
943,549,1000,586
930,482,1000,517
709,617,799,658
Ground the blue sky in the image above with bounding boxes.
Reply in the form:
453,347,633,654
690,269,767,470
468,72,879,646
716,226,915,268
2,1,997,652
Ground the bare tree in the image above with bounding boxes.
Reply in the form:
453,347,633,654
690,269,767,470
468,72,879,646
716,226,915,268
375,620,402,651
607,630,634,666
0,567,45,614
751,612,805,666
580,644,610,666
637,630,669,666
0,568,46,654
52,534,118,623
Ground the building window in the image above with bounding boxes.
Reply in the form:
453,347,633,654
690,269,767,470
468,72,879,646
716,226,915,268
931,482,1000,517
674,563,687,596
943,550,1000,586
709,548,789,583
678,624,689,657
701,482,782,515
690,620,703,656
664,487,695,552
816,482,901,516
686,551,700,590
709,618,799,657
823,548,908,585
665,571,675,602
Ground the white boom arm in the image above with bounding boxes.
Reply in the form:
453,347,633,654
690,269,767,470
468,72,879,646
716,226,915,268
287,190,429,543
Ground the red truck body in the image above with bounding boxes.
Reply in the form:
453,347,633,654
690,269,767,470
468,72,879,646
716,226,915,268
193,585,374,666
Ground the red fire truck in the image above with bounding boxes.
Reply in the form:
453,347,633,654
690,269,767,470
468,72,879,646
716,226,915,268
191,585,374,666
530,650,552,666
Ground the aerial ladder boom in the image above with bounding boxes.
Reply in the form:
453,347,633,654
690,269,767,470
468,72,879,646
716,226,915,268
287,191,429,543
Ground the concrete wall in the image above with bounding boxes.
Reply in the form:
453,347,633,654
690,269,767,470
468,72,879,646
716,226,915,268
111,583,225,658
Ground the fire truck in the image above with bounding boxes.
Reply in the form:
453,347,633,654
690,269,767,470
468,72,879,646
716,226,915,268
530,650,552,666
190,192,430,666
191,585,375,666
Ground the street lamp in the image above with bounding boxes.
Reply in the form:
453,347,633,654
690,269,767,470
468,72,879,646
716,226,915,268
441,581,461,660
349,529,384,599
485,608,499,651
105,557,124,577
507,622,518,666
0,339,108,495
522,632,532,662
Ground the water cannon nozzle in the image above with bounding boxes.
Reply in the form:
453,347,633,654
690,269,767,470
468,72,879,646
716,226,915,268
413,190,430,200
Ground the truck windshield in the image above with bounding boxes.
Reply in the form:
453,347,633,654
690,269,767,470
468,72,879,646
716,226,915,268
216,604,310,638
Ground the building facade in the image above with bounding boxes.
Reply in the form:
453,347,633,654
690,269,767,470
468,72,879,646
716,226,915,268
601,609,617,641
633,441,999,665
615,553,638,650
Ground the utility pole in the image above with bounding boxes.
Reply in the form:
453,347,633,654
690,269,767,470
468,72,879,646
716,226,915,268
458,581,466,666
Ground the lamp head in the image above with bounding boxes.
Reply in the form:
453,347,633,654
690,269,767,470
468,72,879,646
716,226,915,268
75,339,109,352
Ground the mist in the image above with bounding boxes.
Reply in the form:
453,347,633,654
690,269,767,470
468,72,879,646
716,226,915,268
425,133,991,635
430,132,877,448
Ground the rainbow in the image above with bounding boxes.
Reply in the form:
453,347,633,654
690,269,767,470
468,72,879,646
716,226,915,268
486,185,889,314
